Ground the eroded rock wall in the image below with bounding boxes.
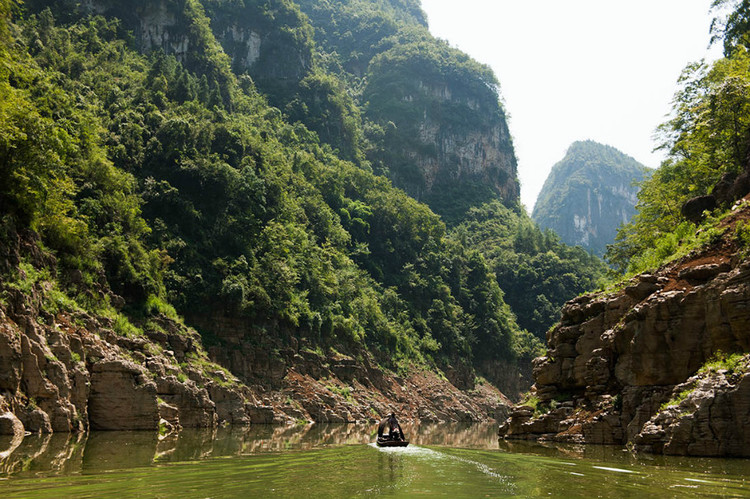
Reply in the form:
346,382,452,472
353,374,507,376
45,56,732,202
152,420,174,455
0,283,265,435
190,312,512,425
0,264,511,436
500,208,750,456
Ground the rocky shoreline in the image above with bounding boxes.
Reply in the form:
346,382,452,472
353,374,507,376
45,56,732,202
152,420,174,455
0,278,511,441
499,204,750,457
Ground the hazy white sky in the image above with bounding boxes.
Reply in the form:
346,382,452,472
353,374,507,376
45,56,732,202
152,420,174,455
420,0,723,210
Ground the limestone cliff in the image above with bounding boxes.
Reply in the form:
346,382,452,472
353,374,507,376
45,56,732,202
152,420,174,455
365,60,519,223
500,199,750,456
533,141,648,255
0,230,511,437
78,0,313,102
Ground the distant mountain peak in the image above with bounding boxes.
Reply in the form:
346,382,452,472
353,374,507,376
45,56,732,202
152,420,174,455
532,141,648,255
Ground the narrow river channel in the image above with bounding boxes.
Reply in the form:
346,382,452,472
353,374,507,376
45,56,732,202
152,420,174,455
1,423,748,497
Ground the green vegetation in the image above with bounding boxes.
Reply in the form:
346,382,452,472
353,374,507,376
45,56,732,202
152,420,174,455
659,387,694,412
452,201,607,340
0,2,529,384
533,141,648,256
608,1,750,274
699,351,748,375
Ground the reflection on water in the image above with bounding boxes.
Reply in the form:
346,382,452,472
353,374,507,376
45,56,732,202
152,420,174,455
2,423,750,498
0,422,499,477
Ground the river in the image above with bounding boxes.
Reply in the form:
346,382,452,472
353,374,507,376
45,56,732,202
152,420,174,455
1,423,748,497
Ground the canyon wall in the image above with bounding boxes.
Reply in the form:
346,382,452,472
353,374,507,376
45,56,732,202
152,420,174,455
501,203,750,456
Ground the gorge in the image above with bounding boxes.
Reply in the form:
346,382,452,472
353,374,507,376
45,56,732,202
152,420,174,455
2,0,750,472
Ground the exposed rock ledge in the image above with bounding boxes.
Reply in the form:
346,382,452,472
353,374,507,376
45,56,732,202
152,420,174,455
0,279,510,437
500,205,750,457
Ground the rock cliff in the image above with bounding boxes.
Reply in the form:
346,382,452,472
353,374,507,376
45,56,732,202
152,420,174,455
190,312,512,424
500,199,750,456
533,141,648,255
365,67,519,223
80,0,313,102
0,283,511,438
0,229,511,438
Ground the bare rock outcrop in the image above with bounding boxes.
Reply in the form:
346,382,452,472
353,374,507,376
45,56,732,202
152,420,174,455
0,279,265,435
0,270,511,436
88,360,159,431
635,362,750,456
500,205,750,456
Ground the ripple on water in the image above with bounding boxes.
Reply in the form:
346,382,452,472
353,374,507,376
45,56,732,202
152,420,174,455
3,426,750,498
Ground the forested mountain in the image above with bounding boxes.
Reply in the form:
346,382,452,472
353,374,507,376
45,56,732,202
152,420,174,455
0,0,531,404
291,0,519,223
501,0,750,457
0,0,612,433
532,141,648,256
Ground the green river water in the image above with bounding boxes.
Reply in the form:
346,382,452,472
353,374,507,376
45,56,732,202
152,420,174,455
1,423,748,498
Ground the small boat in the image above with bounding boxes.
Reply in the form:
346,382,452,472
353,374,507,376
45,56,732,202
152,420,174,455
376,437,409,447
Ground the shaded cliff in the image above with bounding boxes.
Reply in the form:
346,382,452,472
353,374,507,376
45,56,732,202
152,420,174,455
533,141,648,255
295,0,519,222
0,2,522,436
500,199,750,456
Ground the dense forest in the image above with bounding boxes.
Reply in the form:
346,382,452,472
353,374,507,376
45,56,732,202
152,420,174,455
0,0,607,396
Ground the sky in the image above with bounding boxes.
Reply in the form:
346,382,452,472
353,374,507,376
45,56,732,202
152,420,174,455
420,0,724,211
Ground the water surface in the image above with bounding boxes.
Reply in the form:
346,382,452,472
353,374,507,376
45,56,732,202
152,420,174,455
1,423,748,497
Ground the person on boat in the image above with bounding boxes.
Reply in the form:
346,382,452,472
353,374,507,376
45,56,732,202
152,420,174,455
377,413,404,441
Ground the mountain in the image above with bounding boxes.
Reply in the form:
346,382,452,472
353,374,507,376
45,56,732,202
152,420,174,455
532,141,648,256
501,0,750,457
58,0,519,224
0,0,538,435
0,0,613,436
295,0,520,223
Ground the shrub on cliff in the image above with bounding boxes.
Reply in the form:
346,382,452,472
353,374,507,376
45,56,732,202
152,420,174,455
608,9,750,275
0,4,527,380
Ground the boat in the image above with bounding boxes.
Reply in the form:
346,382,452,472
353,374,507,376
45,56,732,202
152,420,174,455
376,436,409,447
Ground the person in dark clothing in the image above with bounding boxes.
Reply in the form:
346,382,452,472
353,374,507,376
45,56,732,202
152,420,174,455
377,413,404,441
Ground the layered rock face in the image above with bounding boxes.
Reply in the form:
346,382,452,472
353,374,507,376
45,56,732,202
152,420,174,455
500,204,750,456
0,284,264,436
190,313,512,425
413,97,518,204
0,285,509,437
533,141,647,255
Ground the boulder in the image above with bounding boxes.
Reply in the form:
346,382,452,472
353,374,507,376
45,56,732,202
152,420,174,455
681,195,716,224
0,412,24,437
88,359,159,431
